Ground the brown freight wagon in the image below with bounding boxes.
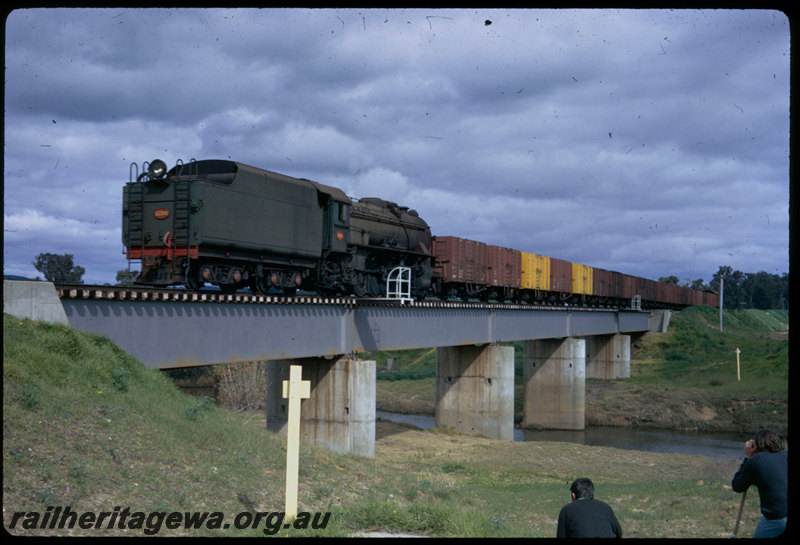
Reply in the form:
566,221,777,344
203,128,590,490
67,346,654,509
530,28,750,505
657,282,681,306
672,284,683,306
681,286,703,306
487,245,522,288
432,236,488,286
594,267,623,299
680,286,689,306
549,257,573,293
640,278,658,302
668,284,681,306
657,282,669,305
622,273,638,300
703,290,720,307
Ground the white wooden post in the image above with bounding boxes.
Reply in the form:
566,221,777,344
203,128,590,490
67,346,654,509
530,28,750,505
282,364,310,519
735,348,741,382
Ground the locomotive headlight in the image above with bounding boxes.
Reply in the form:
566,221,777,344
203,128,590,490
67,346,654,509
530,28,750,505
148,159,168,180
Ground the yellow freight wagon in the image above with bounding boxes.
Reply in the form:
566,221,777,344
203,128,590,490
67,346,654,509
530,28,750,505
572,262,593,295
521,251,550,290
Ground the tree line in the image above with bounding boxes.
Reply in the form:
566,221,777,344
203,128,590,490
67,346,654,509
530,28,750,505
659,265,788,310
24,253,789,310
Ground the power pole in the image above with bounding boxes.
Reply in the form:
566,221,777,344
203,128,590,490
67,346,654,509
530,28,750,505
719,276,724,332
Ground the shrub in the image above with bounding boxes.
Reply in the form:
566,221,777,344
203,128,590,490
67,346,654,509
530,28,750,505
185,396,216,421
212,361,267,411
112,367,132,391
19,384,41,410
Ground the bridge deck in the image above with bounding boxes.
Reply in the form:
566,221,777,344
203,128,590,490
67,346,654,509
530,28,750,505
56,288,650,368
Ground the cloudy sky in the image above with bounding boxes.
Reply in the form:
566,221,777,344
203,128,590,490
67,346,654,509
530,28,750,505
4,8,790,286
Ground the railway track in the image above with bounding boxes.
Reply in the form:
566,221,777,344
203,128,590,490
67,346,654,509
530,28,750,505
54,284,629,312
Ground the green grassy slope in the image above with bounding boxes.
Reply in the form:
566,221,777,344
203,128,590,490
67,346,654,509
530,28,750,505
2,316,355,537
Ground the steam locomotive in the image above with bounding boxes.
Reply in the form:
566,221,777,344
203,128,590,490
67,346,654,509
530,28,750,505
123,159,433,297
122,158,718,309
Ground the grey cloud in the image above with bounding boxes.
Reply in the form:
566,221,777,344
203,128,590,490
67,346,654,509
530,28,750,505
3,8,789,285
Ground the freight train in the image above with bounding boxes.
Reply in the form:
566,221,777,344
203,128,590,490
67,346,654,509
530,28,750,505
122,158,718,309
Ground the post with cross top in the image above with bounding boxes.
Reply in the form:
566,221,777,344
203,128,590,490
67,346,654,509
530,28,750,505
282,364,310,519
735,348,741,382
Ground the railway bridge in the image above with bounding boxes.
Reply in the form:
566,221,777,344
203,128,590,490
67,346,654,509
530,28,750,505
4,279,671,458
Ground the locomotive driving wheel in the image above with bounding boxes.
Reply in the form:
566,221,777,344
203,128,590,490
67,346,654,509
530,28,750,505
352,271,368,297
368,274,383,297
352,271,382,297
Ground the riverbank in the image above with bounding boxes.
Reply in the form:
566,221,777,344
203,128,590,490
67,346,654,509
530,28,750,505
584,378,787,435
375,378,788,436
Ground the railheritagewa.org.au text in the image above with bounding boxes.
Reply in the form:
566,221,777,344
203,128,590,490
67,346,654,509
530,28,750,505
8,506,331,535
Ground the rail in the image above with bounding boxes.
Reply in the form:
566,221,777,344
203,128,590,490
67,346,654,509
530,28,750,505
53,284,642,312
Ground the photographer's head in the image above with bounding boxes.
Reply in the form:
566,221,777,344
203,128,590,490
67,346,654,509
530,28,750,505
754,429,784,453
570,478,595,500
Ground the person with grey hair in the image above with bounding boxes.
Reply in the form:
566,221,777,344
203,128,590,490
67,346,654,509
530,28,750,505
732,429,787,538
557,477,622,538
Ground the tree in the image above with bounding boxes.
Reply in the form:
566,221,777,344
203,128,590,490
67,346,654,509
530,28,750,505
709,266,788,310
780,273,789,309
711,266,746,309
32,253,85,284
742,271,785,310
659,275,679,285
116,269,139,286
688,278,707,291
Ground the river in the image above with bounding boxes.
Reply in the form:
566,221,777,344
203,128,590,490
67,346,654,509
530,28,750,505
376,411,751,460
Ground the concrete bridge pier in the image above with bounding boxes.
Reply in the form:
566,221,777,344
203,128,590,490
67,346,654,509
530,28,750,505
435,344,515,441
266,356,376,458
585,333,631,379
522,338,586,430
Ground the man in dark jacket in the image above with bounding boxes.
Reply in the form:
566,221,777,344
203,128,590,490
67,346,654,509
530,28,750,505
557,478,622,538
732,428,787,538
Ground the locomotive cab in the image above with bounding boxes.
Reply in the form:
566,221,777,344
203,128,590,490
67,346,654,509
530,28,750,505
309,181,351,255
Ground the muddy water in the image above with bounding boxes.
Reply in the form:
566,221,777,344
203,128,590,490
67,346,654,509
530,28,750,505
376,411,751,460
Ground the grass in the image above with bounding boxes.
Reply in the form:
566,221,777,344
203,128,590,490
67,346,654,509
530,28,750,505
617,306,788,434
2,307,788,537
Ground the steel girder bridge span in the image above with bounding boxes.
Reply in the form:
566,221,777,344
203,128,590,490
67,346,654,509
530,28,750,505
57,292,650,368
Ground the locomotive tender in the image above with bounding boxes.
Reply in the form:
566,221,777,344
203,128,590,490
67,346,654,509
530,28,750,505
123,158,717,309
